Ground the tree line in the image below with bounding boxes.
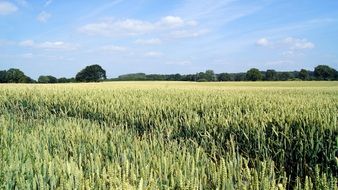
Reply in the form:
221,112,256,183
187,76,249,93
114,65,337,82
0,65,106,83
0,64,337,83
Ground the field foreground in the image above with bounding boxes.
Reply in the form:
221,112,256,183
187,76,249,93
0,81,337,189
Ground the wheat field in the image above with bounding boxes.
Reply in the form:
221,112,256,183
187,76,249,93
0,81,337,189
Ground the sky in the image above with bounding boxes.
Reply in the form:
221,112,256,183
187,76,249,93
0,0,338,79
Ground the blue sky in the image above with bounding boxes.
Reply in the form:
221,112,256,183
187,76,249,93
0,0,338,78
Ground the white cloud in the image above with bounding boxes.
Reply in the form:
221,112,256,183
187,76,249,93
134,38,162,45
38,41,78,50
45,0,52,7
282,37,315,50
256,37,315,58
256,38,270,46
256,37,315,50
19,40,35,46
79,16,199,38
80,19,154,36
19,40,79,50
100,45,128,52
159,16,185,28
170,29,208,38
144,51,163,57
37,11,51,22
0,1,18,15
281,50,296,57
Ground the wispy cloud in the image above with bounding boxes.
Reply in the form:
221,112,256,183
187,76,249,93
79,0,125,21
253,18,336,39
100,45,128,52
255,38,270,47
134,38,162,45
172,0,263,26
44,0,53,7
19,40,79,51
256,37,315,53
37,11,52,22
144,51,163,57
282,37,315,50
79,16,199,38
170,29,208,38
0,1,18,15
257,37,315,60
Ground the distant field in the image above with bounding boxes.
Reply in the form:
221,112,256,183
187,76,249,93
0,81,337,189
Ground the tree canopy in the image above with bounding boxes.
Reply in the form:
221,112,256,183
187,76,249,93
75,64,106,82
314,65,337,80
0,69,33,83
246,68,263,81
38,75,58,83
265,70,277,81
298,69,310,80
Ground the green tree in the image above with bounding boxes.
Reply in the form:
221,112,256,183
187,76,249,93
0,70,7,83
76,64,107,82
234,73,246,81
57,77,69,83
205,70,216,81
277,72,291,81
246,68,263,81
173,74,182,81
314,65,337,80
5,68,30,83
38,75,58,83
196,72,206,81
298,69,309,80
265,70,277,81
218,73,231,81
196,70,216,82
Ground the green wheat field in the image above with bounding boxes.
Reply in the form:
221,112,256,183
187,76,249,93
0,81,337,189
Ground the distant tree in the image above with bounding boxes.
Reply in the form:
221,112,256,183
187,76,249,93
76,64,106,82
197,78,208,82
265,70,277,81
38,76,48,83
57,77,69,83
196,70,216,81
118,73,146,81
196,72,206,81
277,72,291,81
38,75,58,83
234,73,246,81
0,70,7,83
246,68,263,81
182,74,196,81
218,73,231,81
173,74,182,81
314,65,337,80
298,69,310,80
5,68,30,83
69,77,76,82
205,70,216,81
